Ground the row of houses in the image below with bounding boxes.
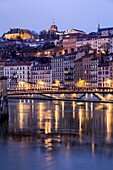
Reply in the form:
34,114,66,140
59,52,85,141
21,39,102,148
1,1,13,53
1,51,113,90
1,26,113,59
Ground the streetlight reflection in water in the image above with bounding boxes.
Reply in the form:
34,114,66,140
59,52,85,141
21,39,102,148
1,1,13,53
8,99,113,144
4,99,113,170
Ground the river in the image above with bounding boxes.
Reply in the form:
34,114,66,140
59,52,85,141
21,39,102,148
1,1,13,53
0,99,113,170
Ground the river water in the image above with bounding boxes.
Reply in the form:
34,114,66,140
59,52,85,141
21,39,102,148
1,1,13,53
0,99,113,170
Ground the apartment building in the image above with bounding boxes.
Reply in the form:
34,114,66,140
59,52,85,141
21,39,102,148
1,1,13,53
64,54,76,89
62,36,77,53
31,64,52,90
82,53,93,88
75,58,82,85
91,56,100,88
76,34,97,50
51,56,64,84
98,62,110,88
4,61,32,90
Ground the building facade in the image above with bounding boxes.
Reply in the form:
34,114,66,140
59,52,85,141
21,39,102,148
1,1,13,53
4,61,32,90
91,57,100,88
51,56,64,84
97,63,110,88
31,64,52,90
82,53,93,88
64,54,76,89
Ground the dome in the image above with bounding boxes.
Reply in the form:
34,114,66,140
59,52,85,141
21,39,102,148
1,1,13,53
50,21,58,32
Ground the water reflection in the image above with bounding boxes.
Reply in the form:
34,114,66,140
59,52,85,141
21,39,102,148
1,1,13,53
1,100,113,170
8,99,113,145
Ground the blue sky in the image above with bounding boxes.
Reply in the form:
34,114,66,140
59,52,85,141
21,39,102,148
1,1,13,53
0,0,113,35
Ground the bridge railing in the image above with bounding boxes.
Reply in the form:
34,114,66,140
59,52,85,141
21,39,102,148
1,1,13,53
7,88,113,95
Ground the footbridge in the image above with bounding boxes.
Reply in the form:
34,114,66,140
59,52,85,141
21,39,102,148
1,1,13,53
7,89,113,102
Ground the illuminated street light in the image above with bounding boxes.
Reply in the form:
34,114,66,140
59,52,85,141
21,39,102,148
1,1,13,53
37,80,46,90
105,78,112,88
75,79,86,88
18,81,30,90
52,80,60,90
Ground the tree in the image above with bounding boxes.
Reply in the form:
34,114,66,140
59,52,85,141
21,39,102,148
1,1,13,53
99,42,111,55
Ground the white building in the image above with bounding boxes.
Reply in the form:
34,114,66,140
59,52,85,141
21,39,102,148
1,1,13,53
76,34,97,50
98,27,113,36
4,61,32,90
64,28,86,35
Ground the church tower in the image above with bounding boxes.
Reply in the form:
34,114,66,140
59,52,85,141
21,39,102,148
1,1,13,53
50,20,58,33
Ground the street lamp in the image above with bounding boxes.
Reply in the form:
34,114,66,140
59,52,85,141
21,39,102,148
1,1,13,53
52,80,60,90
37,80,45,90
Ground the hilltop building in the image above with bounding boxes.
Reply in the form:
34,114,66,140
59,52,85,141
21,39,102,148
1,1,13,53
3,28,34,40
50,21,58,33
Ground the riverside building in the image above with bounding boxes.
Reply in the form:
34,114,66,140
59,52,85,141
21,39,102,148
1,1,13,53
4,61,32,90
31,63,52,90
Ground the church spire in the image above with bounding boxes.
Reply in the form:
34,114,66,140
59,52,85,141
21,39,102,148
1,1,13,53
97,23,100,31
52,19,55,25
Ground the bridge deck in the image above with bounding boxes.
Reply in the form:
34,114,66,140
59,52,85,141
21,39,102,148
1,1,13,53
7,89,113,95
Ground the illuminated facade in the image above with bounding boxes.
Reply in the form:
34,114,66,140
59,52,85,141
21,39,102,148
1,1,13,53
64,54,76,89
31,64,52,90
76,34,97,50
82,53,93,87
3,28,34,40
91,57,100,88
62,36,77,53
50,21,58,33
0,60,5,77
98,63,110,88
4,61,32,90
51,56,64,84
74,58,82,85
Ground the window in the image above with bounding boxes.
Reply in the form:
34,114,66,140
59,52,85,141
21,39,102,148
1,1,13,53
105,71,109,74
98,71,102,75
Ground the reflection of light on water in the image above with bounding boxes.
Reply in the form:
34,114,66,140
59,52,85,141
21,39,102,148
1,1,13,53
106,103,112,143
92,142,95,155
95,102,113,143
86,93,88,99
45,110,52,134
55,104,60,130
79,108,84,143
72,101,76,119
37,102,52,134
62,101,65,118
95,103,107,111
85,102,89,120
91,102,93,118
79,108,82,132
39,102,44,116
66,142,70,150
31,100,34,114
19,100,24,129
45,121,51,134
91,93,93,98
45,138,52,148
39,102,45,129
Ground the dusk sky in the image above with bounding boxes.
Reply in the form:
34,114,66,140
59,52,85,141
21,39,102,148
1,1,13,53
0,0,113,36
